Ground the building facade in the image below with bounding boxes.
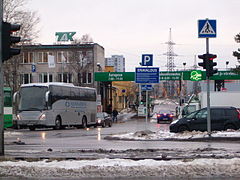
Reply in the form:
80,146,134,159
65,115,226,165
105,55,125,72
4,43,105,91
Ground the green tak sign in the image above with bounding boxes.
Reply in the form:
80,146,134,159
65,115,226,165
55,32,76,42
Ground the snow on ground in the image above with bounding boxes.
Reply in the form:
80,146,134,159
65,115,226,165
108,129,240,141
1,158,240,178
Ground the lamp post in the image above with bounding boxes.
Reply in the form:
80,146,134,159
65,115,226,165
226,61,229,70
96,63,102,95
183,62,186,71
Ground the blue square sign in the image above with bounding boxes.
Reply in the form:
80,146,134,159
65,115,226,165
135,67,159,84
198,19,216,38
142,54,153,66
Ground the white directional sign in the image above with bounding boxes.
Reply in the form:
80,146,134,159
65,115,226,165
198,19,216,38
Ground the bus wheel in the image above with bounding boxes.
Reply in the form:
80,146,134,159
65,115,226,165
29,126,35,131
54,116,62,130
82,116,87,128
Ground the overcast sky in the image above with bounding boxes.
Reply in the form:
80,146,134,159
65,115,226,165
28,0,240,71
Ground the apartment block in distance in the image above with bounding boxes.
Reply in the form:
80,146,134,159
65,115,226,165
105,55,125,72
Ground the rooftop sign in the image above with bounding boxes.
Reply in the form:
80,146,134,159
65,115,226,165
55,32,76,42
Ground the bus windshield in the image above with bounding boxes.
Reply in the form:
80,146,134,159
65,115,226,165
19,86,48,111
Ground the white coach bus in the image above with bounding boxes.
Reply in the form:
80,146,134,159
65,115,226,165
13,83,97,130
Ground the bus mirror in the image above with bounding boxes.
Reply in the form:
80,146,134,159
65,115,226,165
45,91,50,102
13,91,19,103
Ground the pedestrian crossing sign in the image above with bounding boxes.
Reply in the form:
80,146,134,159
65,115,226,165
198,19,216,38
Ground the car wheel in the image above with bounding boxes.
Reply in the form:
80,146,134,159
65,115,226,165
224,124,237,131
102,121,106,128
108,120,112,127
82,116,87,128
29,126,35,131
54,116,62,130
178,125,189,133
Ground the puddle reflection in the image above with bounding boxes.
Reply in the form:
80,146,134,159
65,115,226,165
41,132,46,141
97,128,101,141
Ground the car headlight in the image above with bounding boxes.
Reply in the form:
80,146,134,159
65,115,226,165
39,113,46,120
16,114,21,120
170,119,179,125
97,118,102,124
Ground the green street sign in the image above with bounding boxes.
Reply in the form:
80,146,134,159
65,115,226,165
94,71,240,82
55,32,76,42
190,70,202,81
94,72,135,81
159,71,182,80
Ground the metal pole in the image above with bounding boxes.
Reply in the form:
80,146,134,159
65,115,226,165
145,90,148,129
0,0,4,155
206,38,211,136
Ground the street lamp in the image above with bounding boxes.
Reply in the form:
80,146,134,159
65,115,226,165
96,63,102,95
226,61,229,70
183,62,186,71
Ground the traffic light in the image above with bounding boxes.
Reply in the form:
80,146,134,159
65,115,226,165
198,54,207,69
207,54,218,77
2,21,21,62
198,53,218,77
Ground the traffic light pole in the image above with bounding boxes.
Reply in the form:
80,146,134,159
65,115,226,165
0,0,4,155
206,38,211,136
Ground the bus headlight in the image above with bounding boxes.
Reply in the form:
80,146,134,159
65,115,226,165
39,113,46,120
16,114,21,120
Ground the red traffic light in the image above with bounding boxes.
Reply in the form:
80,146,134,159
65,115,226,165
208,54,217,60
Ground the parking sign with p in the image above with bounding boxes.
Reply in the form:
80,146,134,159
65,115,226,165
142,54,153,66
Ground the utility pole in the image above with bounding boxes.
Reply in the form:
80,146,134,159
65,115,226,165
0,0,4,156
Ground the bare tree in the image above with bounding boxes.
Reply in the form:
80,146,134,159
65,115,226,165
72,34,93,44
67,49,94,87
3,0,40,93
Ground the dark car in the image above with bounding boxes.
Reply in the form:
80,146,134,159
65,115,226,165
170,106,240,133
157,110,174,124
96,112,113,128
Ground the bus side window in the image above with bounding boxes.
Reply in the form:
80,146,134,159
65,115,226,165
70,88,78,100
79,88,86,101
88,90,96,101
50,86,62,103
62,87,70,99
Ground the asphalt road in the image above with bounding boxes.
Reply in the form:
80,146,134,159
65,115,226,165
3,100,240,159
4,115,240,159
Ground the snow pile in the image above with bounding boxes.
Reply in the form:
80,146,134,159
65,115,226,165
4,131,22,137
107,129,240,141
1,158,240,178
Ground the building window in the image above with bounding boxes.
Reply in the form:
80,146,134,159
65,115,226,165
78,73,82,84
57,73,72,83
57,51,68,63
43,52,48,63
88,73,92,84
22,52,33,64
39,73,53,83
20,74,32,84
82,72,87,84
37,52,43,63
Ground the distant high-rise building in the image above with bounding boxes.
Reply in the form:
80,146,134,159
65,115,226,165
105,55,125,72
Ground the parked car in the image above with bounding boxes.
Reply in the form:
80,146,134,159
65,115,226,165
96,112,113,128
157,110,174,124
170,106,240,133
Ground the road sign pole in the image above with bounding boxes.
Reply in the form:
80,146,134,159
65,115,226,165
0,0,4,156
206,38,211,136
145,90,148,129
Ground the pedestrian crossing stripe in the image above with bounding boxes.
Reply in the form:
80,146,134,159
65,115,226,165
200,20,216,35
